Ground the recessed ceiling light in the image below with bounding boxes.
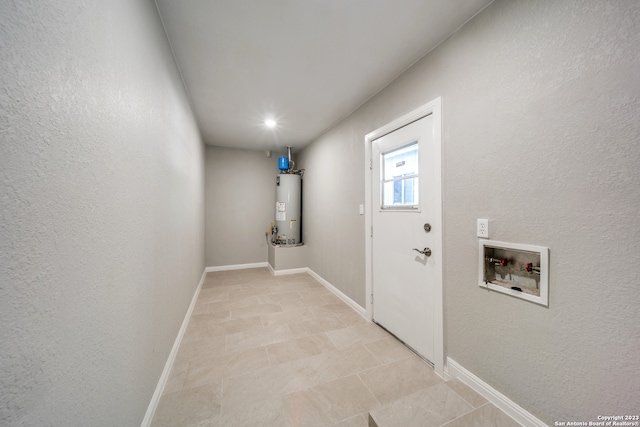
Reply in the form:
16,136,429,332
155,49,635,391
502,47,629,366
265,119,277,128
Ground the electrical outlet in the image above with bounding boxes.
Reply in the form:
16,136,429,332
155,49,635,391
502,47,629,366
477,219,489,238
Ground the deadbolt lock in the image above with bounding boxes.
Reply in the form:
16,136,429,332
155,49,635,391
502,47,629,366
424,223,431,232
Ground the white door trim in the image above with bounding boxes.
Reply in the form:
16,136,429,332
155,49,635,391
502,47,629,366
364,97,443,377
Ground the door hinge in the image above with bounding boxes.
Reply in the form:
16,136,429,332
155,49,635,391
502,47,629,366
370,226,373,238
370,293,374,304
369,159,373,170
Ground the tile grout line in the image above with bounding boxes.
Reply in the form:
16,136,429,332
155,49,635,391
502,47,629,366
159,269,463,426
437,402,491,427
442,379,487,411
355,371,384,410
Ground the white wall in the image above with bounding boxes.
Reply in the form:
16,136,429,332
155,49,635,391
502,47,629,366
0,0,205,425
205,146,278,267
298,0,640,423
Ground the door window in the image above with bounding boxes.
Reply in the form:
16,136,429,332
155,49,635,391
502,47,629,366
381,142,419,209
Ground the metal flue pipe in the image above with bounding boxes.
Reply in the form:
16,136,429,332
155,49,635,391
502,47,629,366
286,146,294,171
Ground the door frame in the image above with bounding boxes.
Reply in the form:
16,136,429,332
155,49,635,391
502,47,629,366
364,97,443,377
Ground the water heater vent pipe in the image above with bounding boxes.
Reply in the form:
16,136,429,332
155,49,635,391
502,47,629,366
286,146,294,171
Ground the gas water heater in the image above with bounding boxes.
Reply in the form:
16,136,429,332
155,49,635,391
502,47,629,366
273,147,302,246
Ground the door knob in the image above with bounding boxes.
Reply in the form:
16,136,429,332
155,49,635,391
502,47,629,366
412,247,432,256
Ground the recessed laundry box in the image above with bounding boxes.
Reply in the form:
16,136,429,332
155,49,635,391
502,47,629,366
479,239,549,307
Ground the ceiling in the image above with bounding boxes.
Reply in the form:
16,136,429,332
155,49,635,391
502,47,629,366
155,0,493,151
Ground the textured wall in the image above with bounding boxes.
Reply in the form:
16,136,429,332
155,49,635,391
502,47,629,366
0,0,205,425
298,124,368,306
298,0,640,422
205,146,277,267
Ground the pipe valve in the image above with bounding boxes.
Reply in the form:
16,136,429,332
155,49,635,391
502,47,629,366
525,263,540,273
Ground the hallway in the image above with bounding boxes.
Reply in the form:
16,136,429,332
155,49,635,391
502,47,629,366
151,268,518,426
3,0,639,424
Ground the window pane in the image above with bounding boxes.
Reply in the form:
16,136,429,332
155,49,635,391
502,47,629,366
393,179,402,204
383,143,418,181
383,181,396,206
381,142,419,208
404,176,414,204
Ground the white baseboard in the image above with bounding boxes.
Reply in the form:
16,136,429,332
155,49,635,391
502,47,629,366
267,265,366,319
140,269,206,427
142,264,366,426
269,265,309,276
307,269,367,319
205,262,268,272
446,358,547,427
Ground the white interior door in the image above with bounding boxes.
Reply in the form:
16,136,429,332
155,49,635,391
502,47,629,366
371,113,441,364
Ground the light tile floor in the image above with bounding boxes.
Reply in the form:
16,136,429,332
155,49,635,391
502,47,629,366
151,268,520,427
